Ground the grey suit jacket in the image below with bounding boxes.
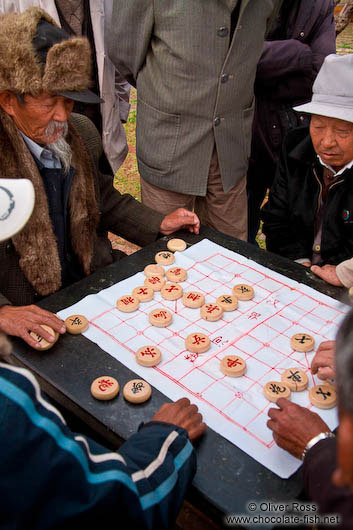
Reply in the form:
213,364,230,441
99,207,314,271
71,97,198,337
108,0,281,195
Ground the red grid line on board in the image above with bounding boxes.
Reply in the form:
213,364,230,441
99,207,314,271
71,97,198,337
85,249,345,450
89,316,281,447
89,318,317,449
152,363,275,448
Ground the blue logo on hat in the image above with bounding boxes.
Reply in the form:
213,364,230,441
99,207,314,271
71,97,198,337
0,186,15,221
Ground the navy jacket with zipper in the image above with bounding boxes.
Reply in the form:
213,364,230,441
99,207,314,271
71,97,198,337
261,126,353,266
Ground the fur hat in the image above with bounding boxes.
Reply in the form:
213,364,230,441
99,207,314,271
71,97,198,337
0,7,102,103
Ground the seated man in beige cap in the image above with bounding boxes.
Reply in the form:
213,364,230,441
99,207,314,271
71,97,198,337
0,8,200,348
262,53,353,289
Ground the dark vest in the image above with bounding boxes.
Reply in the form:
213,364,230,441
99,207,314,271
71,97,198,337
35,161,84,289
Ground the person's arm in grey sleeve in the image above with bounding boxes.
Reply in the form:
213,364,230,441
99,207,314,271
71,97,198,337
107,0,154,87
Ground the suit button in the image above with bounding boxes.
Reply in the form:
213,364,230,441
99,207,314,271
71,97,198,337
214,117,221,126
217,26,228,37
300,31,305,37
221,73,229,83
315,245,321,252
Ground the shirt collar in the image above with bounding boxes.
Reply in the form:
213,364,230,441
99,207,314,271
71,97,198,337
19,131,61,169
317,155,353,177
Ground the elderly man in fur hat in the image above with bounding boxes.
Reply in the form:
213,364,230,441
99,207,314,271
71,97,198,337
0,8,200,348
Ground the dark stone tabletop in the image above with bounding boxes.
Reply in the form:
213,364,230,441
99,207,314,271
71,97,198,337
9,226,346,528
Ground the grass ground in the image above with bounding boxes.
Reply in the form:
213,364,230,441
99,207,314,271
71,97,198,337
337,20,353,53
114,90,140,201
110,24,353,254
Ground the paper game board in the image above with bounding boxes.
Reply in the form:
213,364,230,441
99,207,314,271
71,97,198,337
58,239,348,478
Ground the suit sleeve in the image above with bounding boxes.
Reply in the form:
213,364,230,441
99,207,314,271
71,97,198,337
107,0,154,87
115,69,131,123
98,169,164,247
303,438,353,527
70,112,164,248
0,364,196,530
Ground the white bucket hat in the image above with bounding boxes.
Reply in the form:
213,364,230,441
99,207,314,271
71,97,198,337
0,179,35,242
294,53,353,123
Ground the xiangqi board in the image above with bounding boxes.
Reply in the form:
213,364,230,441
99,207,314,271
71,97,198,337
58,239,348,478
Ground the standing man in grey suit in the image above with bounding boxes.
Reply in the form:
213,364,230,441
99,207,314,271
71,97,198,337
108,0,282,241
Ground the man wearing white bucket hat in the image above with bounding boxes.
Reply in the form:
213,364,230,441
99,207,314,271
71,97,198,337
262,53,353,288
0,177,205,528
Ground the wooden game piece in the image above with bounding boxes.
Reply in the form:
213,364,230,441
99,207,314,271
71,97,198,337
216,294,238,312
65,314,89,334
200,303,223,321
155,251,175,265
132,286,154,302
123,379,152,403
182,291,205,308
30,325,58,350
185,332,210,353
136,345,162,367
281,368,308,391
264,381,291,403
220,355,246,377
165,267,187,282
116,295,140,313
144,275,166,291
149,308,173,327
309,384,336,409
232,284,254,301
167,238,187,252
144,264,165,277
91,376,119,401
161,282,183,300
290,333,315,352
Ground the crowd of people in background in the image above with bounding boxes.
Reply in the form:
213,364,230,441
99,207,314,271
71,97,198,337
1,0,353,528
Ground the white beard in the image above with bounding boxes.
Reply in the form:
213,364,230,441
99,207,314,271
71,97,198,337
45,121,72,174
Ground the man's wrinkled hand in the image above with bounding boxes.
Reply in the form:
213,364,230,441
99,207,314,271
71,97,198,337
267,398,330,459
310,264,343,287
0,305,66,349
311,340,336,380
152,397,206,441
159,208,200,235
